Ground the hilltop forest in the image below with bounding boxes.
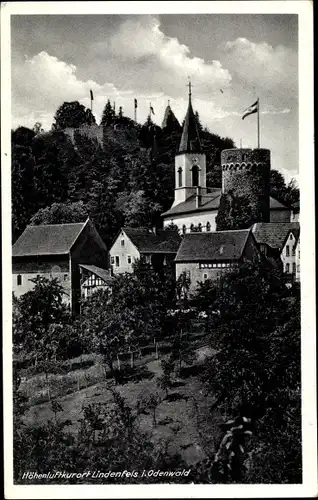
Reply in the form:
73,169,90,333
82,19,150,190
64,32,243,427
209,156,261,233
12,100,298,246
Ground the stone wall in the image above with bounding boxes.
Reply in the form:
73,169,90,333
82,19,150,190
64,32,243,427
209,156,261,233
221,148,271,223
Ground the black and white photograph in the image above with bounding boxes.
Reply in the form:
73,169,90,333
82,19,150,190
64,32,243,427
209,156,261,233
2,1,316,498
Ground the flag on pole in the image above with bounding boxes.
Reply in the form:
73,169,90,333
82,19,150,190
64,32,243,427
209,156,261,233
90,89,94,101
242,100,258,120
150,106,155,115
134,98,138,109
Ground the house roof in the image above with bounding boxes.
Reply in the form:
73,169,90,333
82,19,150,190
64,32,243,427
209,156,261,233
12,221,87,257
122,227,181,254
251,222,300,250
162,189,289,218
280,227,300,251
178,93,202,154
79,264,115,284
175,229,251,262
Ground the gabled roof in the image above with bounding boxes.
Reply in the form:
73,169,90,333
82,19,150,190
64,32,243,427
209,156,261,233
175,229,251,262
280,227,300,251
251,222,300,250
269,197,290,210
178,94,202,154
122,227,181,254
161,104,180,129
162,189,289,218
12,221,88,257
79,264,115,284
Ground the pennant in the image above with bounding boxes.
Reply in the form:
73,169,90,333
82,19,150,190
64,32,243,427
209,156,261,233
90,89,94,101
134,98,138,109
242,100,258,120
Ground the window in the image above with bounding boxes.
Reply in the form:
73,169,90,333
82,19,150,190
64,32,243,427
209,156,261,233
127,255,132,264
121,239,125,247
292,247,296,256
206,221,211,232
64,274,68,281
204,273,208,280
17,274,22,286
286,245,290,257
178,167,182,187
190,224,194,232
115,256,120,267
292,263,296,274
297,264,300,272
286,263,290,273
111,256,115,265
182,225,186,234
198,223,202,232
290,234,293,240
191,165,199,187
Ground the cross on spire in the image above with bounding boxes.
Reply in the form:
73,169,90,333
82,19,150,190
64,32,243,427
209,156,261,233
187,77,192,97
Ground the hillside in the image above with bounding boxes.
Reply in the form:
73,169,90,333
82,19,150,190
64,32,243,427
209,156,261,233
11,115,235,246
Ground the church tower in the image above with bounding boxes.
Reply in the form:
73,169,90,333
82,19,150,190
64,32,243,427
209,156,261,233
172,82,207,207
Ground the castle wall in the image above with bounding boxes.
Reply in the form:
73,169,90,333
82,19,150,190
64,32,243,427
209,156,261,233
221,148,271,223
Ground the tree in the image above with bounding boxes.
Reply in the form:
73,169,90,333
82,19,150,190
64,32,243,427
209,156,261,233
157,358,174,397
13,276,71,364
216,192,259,231
195,111,203,133
29,201,88,225
199,260,301,482
117,190,162,228
270,169,299,207
100,99,115,127
12,126,36,146
53,101,96,129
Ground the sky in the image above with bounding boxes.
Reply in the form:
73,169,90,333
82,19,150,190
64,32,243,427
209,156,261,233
11,13,298,182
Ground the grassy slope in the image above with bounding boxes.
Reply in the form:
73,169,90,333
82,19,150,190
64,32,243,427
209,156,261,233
23,348,222,465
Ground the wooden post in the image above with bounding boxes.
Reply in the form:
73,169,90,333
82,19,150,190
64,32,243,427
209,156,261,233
130,351,134,369
47,374,51,400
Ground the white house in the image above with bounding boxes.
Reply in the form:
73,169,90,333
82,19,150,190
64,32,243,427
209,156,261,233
109,227,181,275
280,228,300,282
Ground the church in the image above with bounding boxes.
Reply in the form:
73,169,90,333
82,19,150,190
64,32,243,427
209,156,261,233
161,85,291,233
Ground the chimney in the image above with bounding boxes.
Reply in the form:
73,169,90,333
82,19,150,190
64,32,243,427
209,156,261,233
196,186,201,209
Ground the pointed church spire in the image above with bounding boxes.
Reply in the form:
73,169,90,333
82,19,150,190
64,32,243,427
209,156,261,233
178,79,202,154
161,100,180,129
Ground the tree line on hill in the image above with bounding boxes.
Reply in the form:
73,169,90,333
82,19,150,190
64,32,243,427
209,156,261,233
12,100,298,245
13,257,300,484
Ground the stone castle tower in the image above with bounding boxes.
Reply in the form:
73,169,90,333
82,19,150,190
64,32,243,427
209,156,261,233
221,148,271,222
172,84,207,207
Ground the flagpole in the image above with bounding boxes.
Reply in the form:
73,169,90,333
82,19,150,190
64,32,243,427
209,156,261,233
257,97,260,148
